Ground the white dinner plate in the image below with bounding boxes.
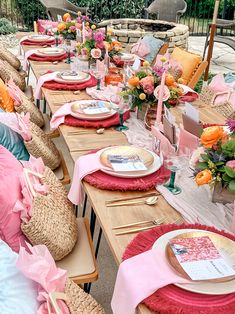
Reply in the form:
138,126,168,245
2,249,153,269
54,71,91,84
35,47,65,57
120,53,135,62
27,35,54,42
98,148,162,178
70,100,116,121
152,229,235,295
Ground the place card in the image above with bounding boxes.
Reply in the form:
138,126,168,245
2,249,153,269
132,57,141,71
169,236,235,281
81,101,110,115
184,102,199,123
108,154,147,172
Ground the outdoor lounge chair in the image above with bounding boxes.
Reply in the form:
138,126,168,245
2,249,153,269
145,0,187,23
39,0,88,20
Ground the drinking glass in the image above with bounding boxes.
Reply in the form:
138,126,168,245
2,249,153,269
110,95,129,131
90,63,106,90
64,39,73,64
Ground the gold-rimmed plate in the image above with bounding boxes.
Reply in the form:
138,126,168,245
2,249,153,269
120,53,135,62
27,35,54,42
152,229,235,295
36,47,65,57
54,71,91,84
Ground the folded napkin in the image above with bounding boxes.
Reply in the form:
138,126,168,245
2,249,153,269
23,49,38,71
179,84,199,102
177,125,199,155
111,250,189,314
50,102,74,129
16,243,69,314
86,84,122,101
34,71,59,99
68,152,109,205
6,78,22,106
151,125,175,158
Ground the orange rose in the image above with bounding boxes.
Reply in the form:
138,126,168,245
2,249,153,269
128,76,140,87
165,74,175,86
57,22,66,32
195,169,212,186
63,13,71,22
200,126,225,148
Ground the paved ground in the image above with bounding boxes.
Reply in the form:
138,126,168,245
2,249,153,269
9,35,235,314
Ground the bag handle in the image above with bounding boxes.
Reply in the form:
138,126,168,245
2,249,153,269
47,292,68,314
23,168,43,198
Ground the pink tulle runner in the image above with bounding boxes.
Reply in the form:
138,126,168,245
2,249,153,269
123,223,235,314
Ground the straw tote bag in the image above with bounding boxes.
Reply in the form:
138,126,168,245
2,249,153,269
15,91,45,127
0,60,26,91
21,167,78,261
0,46,21,70
48,279,106,314
24,122,61,170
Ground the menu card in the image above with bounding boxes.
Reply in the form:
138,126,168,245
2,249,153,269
81,101,110,115
169,236,235,280
108,154,147,172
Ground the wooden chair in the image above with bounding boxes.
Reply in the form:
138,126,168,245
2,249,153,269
145,0,187,23
39,0,88,20
56,217,99,291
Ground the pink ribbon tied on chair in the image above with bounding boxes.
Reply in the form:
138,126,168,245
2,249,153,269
131,40,151,59
6,78,22,106
16,243,70,314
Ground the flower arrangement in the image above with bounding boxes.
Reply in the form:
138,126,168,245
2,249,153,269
124,56,184,110
76,27,122,61
193,124,235,193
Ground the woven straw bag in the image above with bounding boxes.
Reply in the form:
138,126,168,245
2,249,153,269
15,91,45,127
0,60,26,90
21,167,78,261
24,122,61,170
0,46,21,70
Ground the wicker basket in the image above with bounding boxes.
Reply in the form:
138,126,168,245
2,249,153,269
0,60,26,91
21,167,78,261
24,122,61,170
65,279,106,314
0,46,21,70
15,91,44,127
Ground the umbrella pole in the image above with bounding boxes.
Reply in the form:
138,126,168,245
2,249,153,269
204,0,220,82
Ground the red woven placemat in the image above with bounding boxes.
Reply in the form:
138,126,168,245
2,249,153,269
21,39,55,46
64,110,130,128
43,75,97,91
84,162,170,191
28,52,68,62
123,223,235,314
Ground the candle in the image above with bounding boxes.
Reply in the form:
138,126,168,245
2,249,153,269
156,70,166,125
82,21,85,43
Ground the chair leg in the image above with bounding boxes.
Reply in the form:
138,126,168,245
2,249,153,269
84,283,91,293
43,98,47,114
82,193,88,217
90,208,96,239
95,227,103,258
203,25,210,59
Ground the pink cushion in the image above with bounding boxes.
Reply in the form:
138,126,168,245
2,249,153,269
37,20,58,33
0,145,27,252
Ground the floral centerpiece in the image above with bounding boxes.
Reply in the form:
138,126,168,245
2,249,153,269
56,13,83,40
192,123,235,197
124,56,184,110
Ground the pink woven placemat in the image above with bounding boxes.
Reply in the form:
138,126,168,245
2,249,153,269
123,223,235,314
64,110,130,128
29,52,68,62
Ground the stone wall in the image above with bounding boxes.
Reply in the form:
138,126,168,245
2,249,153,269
99,18,189,52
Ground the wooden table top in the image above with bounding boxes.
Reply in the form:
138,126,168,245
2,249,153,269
22,43,225,314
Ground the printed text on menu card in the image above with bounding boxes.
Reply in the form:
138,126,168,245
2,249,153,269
108,154,147,172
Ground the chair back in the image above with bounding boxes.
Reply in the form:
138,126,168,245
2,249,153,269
146,0,187,22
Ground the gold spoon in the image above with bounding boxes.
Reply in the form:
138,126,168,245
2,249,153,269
106,196,158,207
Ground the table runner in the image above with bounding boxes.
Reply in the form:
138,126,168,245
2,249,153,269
120,223,235,314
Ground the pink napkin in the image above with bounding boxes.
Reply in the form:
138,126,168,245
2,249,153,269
68,152,109,205
209,74,235,108
177,125,199,155
111,249,189,314
13,156,49,223
6,79,22,106
16,243,69,314
50,102,74,129
0,112,32,141
23,49,38,71
34,71,59,99
153,52,170,69
86,84,122,101
179,84,199,102
131,40,151,59
151,126,175,158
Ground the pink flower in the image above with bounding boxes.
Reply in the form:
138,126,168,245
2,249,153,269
69,26,76,32
226,160,235,170
140,76,154,95
93,30,105,42
91,48,102,59
75,23,82,29
81,48,88,56
96,40,105,49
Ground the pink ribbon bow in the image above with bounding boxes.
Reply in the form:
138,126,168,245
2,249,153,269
6,78,23,106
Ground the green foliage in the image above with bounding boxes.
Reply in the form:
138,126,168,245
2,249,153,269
0,18,16,34
222,140,235,158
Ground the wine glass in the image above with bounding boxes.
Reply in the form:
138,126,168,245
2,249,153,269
110,94,129,131
64,39,73,64
90,63,106,91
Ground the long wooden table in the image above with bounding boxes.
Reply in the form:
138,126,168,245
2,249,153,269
22,43,225,314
